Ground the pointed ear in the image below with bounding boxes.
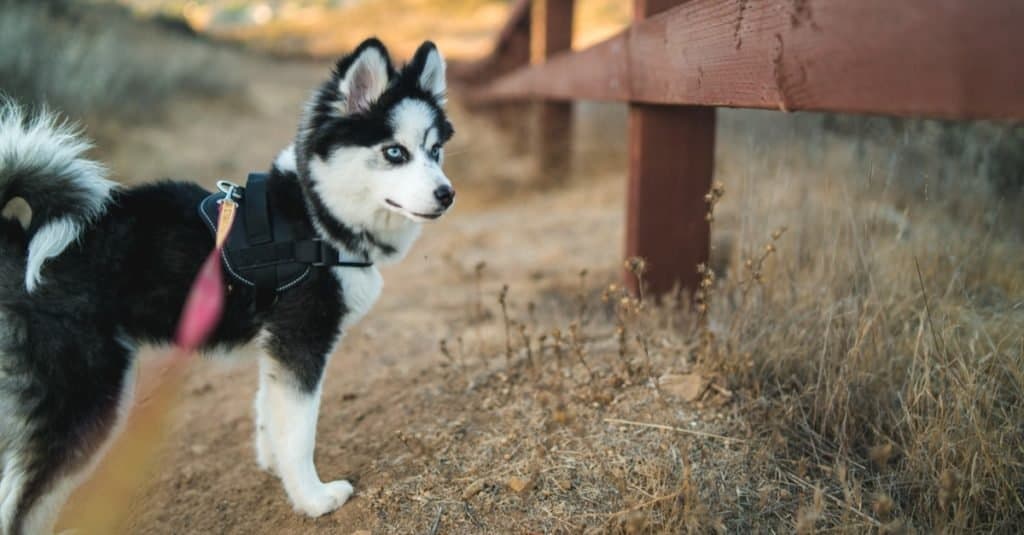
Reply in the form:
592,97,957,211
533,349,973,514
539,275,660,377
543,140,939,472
336,38,392,114
411,41,447,105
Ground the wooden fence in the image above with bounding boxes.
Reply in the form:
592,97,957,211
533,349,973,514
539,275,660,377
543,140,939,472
459,0,1024,296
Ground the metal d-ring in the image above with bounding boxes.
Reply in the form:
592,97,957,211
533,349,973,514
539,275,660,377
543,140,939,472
216,180,243,202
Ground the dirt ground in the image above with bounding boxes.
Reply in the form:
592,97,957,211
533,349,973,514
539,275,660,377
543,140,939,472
59,53,634,533
52,44,1024,533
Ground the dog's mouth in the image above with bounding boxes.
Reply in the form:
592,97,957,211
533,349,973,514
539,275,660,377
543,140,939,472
385,199,444,220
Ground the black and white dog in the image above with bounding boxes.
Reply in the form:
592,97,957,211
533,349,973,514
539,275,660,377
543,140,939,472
0,38,454,533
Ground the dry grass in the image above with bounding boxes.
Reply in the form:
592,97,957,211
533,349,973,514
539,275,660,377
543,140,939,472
353,108,1023,533
0,0,239,122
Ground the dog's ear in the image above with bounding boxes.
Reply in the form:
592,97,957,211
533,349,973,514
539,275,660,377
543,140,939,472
335,38,392,114
409,41,447,105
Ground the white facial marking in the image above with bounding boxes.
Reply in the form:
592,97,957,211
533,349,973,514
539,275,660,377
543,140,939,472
389,99,435,145
306,97,451,262
375,99,452,220
424,128,439,150
302,45,454,263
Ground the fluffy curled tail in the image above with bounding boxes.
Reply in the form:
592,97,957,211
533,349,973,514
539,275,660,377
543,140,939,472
0,97,116,292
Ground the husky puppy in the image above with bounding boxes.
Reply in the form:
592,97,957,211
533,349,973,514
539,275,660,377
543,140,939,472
0,38,454,533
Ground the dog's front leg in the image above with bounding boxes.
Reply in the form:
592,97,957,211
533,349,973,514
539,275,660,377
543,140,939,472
254,355,279,474
258,354,352,517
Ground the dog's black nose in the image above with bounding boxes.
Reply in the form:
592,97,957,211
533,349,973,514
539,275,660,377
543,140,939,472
433,185,455,208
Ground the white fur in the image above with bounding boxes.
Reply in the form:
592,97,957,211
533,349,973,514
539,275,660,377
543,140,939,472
252,265,379,513
334,266,383,330
0,452,26,532
338,47,390,115
308,152,424,263
379,99,452,220
25,217,80,292
256,356,352,517
253,329,278,475
21,474,77,535
254,356,277,475
274,144,297,174
307,99,450,263
0,104,111,208
0,100,116,292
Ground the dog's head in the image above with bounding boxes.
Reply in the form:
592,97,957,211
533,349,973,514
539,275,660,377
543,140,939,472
297,38,455,235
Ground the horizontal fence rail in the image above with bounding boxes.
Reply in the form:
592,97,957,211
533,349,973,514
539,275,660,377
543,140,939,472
474,0,1024,121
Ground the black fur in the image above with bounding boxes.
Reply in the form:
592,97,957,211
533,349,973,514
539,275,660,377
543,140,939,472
0,168,343,531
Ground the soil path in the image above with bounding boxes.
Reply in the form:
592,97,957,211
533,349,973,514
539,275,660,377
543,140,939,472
63,54,626,533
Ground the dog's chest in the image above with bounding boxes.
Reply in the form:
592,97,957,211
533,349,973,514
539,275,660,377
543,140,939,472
332,266,382,330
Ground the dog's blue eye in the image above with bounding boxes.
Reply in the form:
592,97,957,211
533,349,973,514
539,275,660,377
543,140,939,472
383,145,409,164
429,144,441,160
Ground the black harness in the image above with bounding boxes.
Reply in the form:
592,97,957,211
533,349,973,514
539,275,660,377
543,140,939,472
199,173,371,306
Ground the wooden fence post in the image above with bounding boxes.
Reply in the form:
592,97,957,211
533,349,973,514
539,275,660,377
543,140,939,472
489,0,532,79
625,0,716,298
532,0,575,178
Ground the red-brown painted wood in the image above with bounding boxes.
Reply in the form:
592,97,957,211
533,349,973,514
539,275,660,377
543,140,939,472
624,0,714,297
453,0,531,84
634,0,687,17
532,0,574,62
625,105,715,297
475,0,1024,121
533,0,576,176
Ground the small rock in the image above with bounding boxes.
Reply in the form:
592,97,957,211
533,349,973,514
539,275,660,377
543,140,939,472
659,373,706,401
507,476,529,493
462,479,487,500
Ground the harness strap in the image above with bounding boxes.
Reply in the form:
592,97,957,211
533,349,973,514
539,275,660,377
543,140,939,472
199,172,374,309
296,240,375,267
232,240,373,269
244,173,273,245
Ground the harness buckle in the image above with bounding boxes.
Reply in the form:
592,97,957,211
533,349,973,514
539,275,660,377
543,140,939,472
311,242,334,267
216,180,243,203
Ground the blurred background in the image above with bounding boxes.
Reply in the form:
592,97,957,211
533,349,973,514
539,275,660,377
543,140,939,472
3,0,1021,202
2,0,1022,532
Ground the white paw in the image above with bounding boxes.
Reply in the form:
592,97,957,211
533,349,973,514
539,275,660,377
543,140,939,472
292,480,354,518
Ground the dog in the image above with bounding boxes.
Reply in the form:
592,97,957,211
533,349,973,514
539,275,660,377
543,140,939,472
0,37,454,533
